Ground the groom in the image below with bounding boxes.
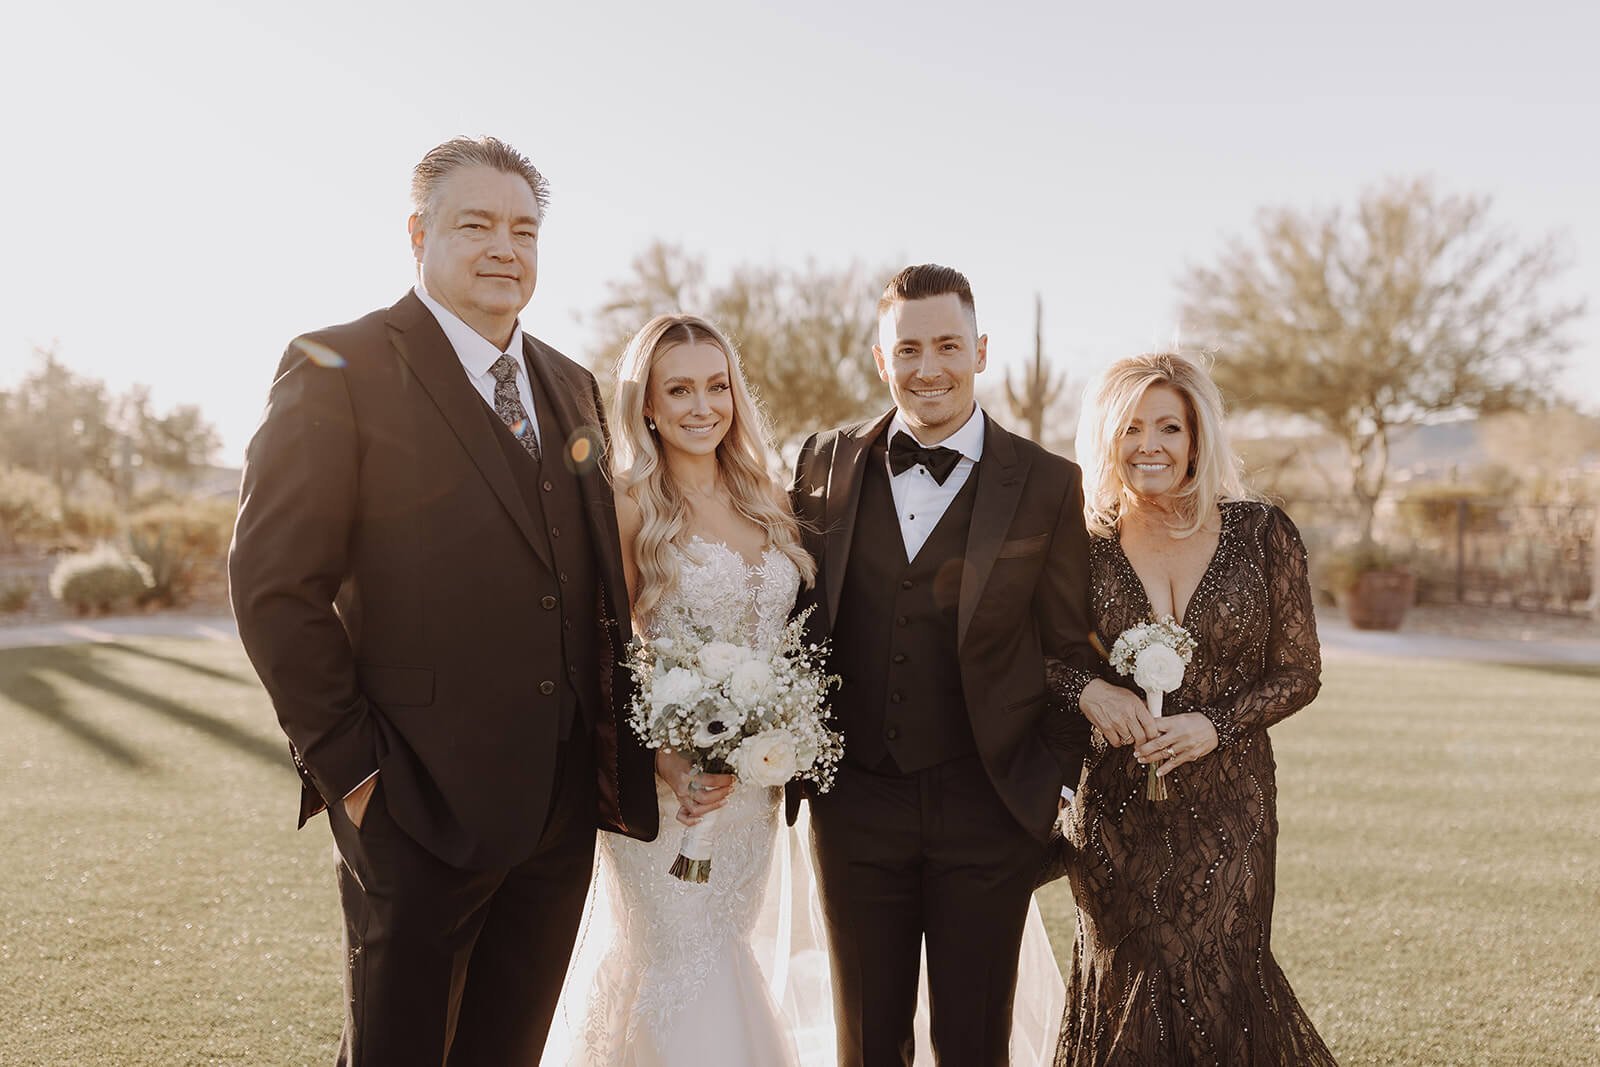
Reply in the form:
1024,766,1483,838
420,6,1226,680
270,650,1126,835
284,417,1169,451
792,264,1098,1066
229,136,656,1065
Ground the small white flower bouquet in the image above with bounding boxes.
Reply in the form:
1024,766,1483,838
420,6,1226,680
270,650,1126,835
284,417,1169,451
624,606,843,882
1108,616,1196,801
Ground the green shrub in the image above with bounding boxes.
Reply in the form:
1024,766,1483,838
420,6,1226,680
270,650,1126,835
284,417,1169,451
0,466,60,550
127,498,237,605
48,545,154,615
0,578,31,613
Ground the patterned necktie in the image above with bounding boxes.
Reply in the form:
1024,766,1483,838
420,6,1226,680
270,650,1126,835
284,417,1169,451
490,354,541,462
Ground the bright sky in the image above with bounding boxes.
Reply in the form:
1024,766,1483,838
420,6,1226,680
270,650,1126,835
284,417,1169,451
4,0,1596,463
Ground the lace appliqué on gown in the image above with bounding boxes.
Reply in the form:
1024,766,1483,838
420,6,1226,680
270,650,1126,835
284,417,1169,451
570,538,802,1066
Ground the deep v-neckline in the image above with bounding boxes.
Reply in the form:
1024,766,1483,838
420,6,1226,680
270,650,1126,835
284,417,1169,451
1112,503,1232,628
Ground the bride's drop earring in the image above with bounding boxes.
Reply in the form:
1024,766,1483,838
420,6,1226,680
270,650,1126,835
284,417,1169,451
646,417,657,431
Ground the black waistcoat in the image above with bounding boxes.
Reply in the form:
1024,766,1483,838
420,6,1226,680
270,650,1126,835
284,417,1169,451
830,435,979,774
484,362,600,739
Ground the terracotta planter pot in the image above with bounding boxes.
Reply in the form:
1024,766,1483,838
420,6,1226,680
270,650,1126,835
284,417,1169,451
1341,569,1416,631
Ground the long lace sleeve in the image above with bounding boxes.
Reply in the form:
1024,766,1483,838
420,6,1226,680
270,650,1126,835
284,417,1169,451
1197,506,1322,748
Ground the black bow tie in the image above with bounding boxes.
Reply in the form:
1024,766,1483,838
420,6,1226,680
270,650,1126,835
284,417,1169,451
888,432,964,485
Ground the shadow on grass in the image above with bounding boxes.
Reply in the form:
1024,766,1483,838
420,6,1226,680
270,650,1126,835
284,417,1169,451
0,644,289,771
0,667,150,768
93,640,255,686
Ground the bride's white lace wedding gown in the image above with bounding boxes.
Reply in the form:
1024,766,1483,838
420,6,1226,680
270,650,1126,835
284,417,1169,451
555,537,804,1066
543,537,1065,1066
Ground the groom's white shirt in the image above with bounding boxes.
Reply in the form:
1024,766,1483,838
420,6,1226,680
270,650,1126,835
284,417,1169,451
886,403,985,560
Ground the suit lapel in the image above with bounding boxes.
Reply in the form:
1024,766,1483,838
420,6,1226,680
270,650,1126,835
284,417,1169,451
385,293,552,570
823,410,895,631
958,415,1029,648
522,335,630,633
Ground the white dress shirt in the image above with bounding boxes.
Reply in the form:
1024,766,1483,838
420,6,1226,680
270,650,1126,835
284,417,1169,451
414,283,541,452
886,404,986,560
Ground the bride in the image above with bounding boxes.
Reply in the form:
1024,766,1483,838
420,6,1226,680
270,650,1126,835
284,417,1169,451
544,313,1066,1066
554,313,816,1066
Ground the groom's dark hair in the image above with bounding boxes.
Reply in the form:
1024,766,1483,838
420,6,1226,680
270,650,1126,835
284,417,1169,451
876,263,977,325
411,136,551,223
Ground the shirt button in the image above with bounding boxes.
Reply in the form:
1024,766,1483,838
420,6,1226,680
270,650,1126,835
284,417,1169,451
539,681,556,695
891,691,904,704
541,595,557,610
542,480,554,492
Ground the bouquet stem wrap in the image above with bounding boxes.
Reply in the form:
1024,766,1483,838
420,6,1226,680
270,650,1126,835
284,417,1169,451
1145,689,1169,802
669,806,723,883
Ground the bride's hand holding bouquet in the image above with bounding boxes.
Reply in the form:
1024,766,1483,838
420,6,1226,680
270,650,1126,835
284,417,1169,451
625,606,843,883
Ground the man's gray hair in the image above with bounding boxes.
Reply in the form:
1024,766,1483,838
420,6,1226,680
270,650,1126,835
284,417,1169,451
411,136,550,222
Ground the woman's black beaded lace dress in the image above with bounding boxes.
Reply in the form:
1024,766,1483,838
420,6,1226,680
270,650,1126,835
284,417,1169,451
1046,501,1336,1066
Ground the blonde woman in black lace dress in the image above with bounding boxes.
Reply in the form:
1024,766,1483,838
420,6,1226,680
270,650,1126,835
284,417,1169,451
1046,353,1336,1065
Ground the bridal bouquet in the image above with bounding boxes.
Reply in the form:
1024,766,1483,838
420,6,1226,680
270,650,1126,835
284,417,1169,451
1108,616,1196,802
624,607,843,882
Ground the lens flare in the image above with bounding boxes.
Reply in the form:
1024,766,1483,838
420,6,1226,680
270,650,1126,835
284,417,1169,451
566,427,603,474
294,339,347,368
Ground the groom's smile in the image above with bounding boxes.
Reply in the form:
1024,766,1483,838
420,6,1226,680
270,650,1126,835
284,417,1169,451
874,291,988,445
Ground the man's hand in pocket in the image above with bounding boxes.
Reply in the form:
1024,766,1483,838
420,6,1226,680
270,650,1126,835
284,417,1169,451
343,773,378,829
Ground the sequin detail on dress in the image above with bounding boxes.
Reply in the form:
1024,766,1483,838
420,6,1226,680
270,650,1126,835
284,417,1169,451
1046,502,1336,1066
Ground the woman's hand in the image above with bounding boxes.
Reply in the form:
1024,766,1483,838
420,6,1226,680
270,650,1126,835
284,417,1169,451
1079,678,1160,746
1135,713,1218,775
655,749,735,827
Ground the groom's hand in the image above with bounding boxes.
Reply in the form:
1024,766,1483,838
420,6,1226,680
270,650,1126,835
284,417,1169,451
1079,679,1159,747
343,773,378,829
655,750,734,827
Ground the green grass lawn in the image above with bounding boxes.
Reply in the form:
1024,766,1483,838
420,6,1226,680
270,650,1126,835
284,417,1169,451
2,639,1597,1064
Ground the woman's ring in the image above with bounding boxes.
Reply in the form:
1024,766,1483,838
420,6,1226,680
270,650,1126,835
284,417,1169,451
1164,747,1174,759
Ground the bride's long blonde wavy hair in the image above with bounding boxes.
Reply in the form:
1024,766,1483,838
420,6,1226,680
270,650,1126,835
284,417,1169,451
611,314,815,622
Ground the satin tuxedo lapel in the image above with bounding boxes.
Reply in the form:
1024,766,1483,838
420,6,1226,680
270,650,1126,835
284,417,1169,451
958,416,1029,648
822,410,897,631
384,293,553,571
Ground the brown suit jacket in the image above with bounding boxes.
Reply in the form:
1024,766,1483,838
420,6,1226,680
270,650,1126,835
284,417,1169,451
787,409,1096,839
229,291,657,870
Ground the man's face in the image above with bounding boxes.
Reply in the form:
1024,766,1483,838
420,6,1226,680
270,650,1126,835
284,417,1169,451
873,293,987,444
409,165,540,342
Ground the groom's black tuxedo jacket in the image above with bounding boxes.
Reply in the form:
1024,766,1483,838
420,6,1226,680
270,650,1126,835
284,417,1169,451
230,291,657,870
788,410,1096,839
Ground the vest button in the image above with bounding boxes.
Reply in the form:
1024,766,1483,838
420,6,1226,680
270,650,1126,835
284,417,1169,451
560,572,569,583
885,727,900,740
896,616,908,626
542,480,554,492
891,691,904,704
541,595,558,610
551,527,561,538
892,653,907,664
901,579,913,590
539,680,556,695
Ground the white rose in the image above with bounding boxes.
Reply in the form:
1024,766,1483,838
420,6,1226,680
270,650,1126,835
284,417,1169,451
727,660,776,709
1133,644,1186,694
732,728,800,787
697,641,749,682
651,667,705,714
